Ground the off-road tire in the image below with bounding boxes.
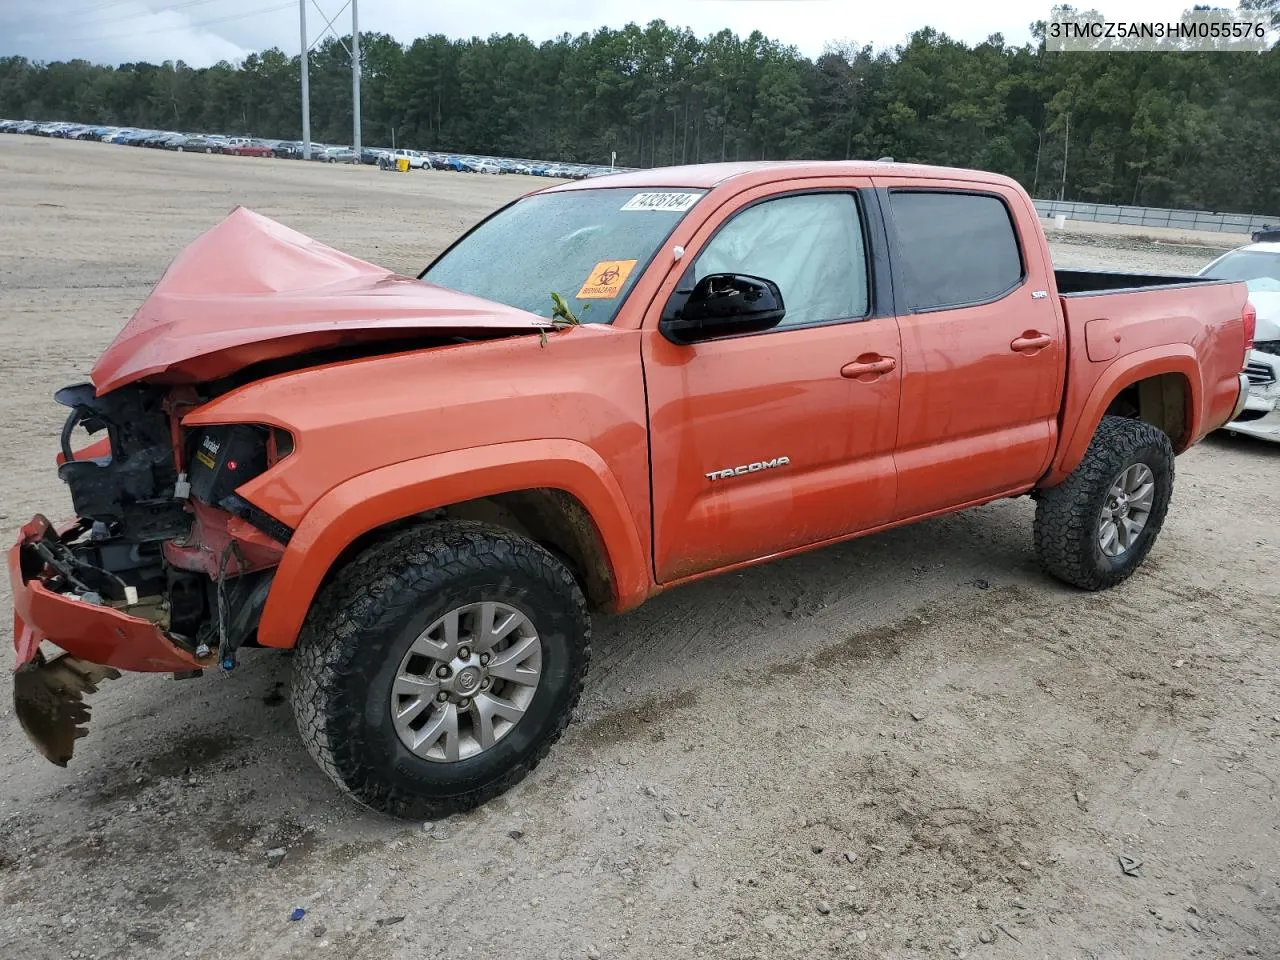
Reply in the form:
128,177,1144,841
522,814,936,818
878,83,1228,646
1034,415,1174,590
290,520,591,820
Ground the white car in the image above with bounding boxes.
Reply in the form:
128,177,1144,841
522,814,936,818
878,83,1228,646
1200,234,1280,443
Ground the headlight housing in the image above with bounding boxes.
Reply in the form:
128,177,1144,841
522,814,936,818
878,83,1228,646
185,424,295,543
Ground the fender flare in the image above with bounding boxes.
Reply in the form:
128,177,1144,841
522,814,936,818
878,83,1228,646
254,439,650,648
1044,345,1202,486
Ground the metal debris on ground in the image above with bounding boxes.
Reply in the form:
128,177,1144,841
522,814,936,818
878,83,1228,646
376,916,405,927
995,922,1022,943
1119,855,1143,876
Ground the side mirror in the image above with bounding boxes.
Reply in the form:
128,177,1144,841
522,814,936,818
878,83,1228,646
662,273,786,344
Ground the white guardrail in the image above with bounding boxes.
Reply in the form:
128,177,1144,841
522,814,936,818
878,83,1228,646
1033,199,1277,236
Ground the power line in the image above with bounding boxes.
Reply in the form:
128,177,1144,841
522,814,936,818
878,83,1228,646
63,2,294,45
60,0,158,16
75,0,227,30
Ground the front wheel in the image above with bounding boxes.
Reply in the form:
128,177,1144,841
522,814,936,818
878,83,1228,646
291,520,591,820
1033,415,1174,590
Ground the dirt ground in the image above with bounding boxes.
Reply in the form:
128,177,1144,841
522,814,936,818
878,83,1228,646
1,136,1277,960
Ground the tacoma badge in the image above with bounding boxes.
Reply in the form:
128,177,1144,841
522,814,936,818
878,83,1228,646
705,456,791,481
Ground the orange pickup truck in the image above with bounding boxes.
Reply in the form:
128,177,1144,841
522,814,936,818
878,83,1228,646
10,161,1255,819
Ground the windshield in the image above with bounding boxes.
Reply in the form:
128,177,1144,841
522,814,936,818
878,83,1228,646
1201,249,1280,293
421,187,704,323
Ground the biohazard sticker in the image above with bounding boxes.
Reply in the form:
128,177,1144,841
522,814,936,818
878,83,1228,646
577,259,638,299
620,192,702,212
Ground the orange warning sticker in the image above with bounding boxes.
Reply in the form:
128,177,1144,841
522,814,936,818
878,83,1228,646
576,259,638,299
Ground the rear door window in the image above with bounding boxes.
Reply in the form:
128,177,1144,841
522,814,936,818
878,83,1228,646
887,191,1023,310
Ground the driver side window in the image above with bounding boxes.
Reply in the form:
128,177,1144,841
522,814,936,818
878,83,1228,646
693,193,869,328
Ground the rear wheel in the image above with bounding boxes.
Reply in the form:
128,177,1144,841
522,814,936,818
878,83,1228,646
1034,415,1174,590
291,520,591,820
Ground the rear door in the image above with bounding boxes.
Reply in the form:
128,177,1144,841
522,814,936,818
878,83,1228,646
642,180,902,582
873,179,1065,518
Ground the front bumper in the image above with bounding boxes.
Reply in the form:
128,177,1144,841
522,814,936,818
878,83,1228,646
10,515,207,673
1224,351,1280,444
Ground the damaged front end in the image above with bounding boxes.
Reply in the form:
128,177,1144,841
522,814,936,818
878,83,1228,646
10,384,289,765
11,206,552,768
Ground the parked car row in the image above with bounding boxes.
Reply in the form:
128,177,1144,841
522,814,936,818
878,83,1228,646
0,118,618,179
378,147,608,178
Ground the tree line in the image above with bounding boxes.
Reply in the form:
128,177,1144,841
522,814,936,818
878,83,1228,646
1,6,1278,214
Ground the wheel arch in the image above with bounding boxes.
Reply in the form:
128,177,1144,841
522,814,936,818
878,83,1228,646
254,440,651,649
1044,347,1202,486
1103,371,1194,449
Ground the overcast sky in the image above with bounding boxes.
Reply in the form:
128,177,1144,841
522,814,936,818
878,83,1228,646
2,0,1223,66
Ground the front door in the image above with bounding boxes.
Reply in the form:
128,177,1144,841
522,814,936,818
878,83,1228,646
642,182,902,583
873,179,1066,518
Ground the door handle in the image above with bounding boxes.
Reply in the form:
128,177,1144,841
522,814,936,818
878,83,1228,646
841,356,897,379
1010,332,1052,353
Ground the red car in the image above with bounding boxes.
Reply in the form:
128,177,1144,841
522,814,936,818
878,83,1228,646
222,138,273,157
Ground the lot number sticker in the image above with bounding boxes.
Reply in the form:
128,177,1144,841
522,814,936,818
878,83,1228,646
577,259,638,299
620,192,702,212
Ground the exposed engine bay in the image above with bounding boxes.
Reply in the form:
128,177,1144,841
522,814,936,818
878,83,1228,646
24,382,292,668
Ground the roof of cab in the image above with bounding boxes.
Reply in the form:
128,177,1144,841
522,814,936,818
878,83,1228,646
545,160,1021,192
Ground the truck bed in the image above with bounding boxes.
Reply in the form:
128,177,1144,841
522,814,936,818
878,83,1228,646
1055,269,1231,297
1045,275,1250,488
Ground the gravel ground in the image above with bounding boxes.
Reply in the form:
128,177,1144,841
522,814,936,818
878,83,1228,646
1,136,1278,960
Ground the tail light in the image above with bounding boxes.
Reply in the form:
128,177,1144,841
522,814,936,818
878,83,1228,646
1243,300,1257,359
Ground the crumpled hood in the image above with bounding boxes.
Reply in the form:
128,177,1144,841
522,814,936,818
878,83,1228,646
91,206,549,393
